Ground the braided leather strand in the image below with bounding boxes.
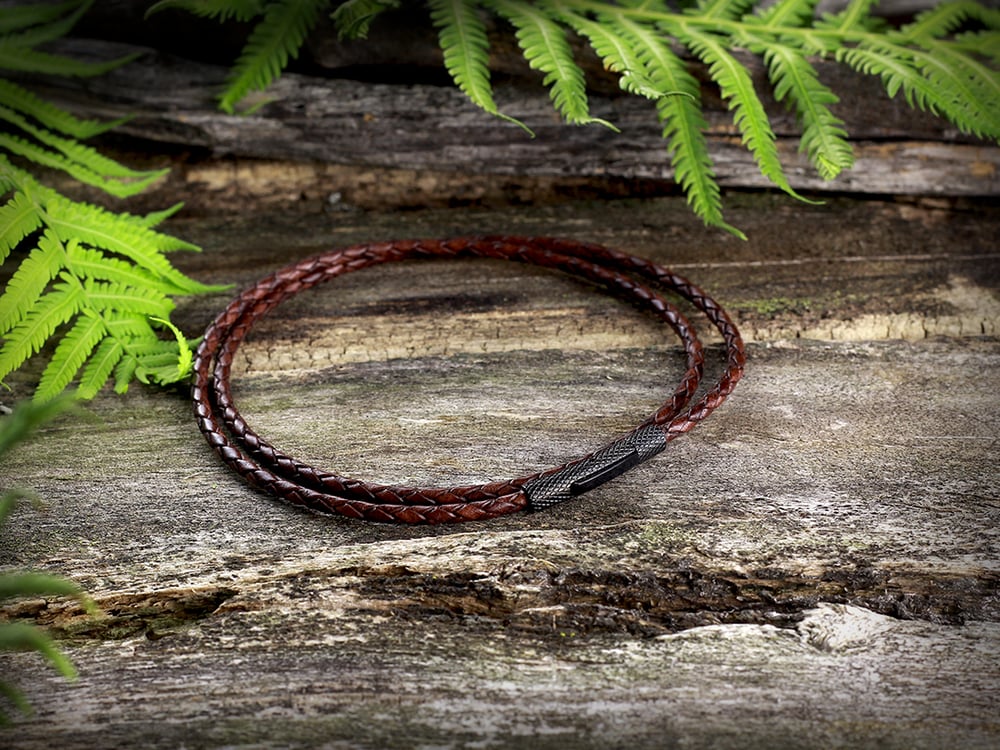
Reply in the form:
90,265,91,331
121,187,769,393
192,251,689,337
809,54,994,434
193,236,745,524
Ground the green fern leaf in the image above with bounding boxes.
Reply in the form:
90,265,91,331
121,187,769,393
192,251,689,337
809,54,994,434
896,0,1000,42
0,0,92,34
748,0,818,28
836,41,1000,142
0,190,43,265
0,229,64,336
150,316,194,382
0,1,91,50
146,0,266,22
610,15,743,238
428,0,532,134
0,1,89,37
81,278,175,319
64,240,178,294
0,44,139,78
678,25,813,203
0,80,127,139
689,0,757,22
953,30,1000,63
112,351,138,394
550,2,665,99
0,281,83,384
757,42,854,180
486,0,617,130
130,202,187,231
910,44,1000,141
0,132,166,198
0,104,166,187
76,337,124,400
331,0,401,40
218,0,327,114
42,195,224,296
36,311,105,402
820,0,883,33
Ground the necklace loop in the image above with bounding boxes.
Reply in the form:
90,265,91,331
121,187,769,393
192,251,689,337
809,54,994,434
193,236,745,524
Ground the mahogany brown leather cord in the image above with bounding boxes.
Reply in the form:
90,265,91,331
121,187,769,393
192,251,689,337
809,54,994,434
192,236,745,524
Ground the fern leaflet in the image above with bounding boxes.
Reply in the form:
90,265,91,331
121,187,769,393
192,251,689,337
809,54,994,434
0,230,63,335
486,0,617,130
0,80,128,140
678,25,812,203
428,0,532,135
609,13,742,238
0,280,84,386
146,0,267,22
36,311,105,399
331,0,401,39
218,0,327,113
551,3,664,99
0,1,90,36
0,190,42,264
752,39,854,180
0,1,224,401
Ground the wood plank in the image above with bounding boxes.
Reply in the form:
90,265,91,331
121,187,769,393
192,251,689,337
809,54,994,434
1,195,997,748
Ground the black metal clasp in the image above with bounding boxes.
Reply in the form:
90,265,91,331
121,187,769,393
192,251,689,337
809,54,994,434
522,424,668,510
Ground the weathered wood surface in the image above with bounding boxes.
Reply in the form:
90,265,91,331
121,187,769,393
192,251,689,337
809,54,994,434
1,193,998,748
20,25,1000,200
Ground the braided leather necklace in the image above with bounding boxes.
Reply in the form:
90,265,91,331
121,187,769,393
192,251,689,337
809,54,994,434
192,236,745,524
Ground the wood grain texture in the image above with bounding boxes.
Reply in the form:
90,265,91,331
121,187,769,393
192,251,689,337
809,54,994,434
1,195,998,748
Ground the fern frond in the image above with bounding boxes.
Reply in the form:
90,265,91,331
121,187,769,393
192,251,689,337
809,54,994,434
689,0,756,22
0,132,166,199
910,44,1000,141
64,241,180,294
610,14,742,238
0,229,63,336
150,316,194,383
119,334,196,387
756,41,854,180
0,281,83,385
428,0,532,134
486,0,617,130
0,105,166,190
820,0,882,33
0,5,223,400
896,0,1000,43
131,202,187,231
76,337,124,400
953,30,1000,63
0,623,78,682
81,278,175,319
35,311,104,402
837,41,1000,142
146,0,266,22
331,0,401,40
42,194,224,296
550,3,664,99
748,0,818,28
0,44,139,78
0,1,89,36
0,191,43,265
112,350,138,394
218,0,327,114
678,25,813,203
0,1,91,50
0,80,127,139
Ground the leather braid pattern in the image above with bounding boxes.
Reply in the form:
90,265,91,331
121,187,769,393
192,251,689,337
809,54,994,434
192,236,745,524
